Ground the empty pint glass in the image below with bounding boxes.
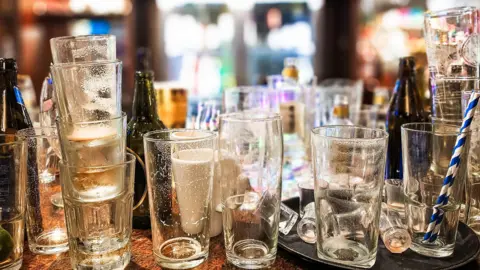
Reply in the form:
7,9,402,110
311,126,388,268
218,112,283,269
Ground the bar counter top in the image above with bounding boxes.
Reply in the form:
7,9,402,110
22,229,480,269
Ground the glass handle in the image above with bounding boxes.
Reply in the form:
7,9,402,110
126,147,147,211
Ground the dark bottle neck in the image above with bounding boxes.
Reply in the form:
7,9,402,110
132,70,158,120
4,70,17,88
397,56,416,80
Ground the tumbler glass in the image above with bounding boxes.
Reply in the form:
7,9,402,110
218,112,283,269
50,60,122,123
402,123,470,257
311,126,388,268
0,135,26,270
56,113,126,170
143,130,215,269
59,153,135,269
50,35,116,64
17,127,68,255
424,7,480,121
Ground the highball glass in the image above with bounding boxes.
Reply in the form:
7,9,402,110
311,126,388,268
143,130,215,269
17,127,68,255
402,123,470,257
219,112,283,269
0,135,26,270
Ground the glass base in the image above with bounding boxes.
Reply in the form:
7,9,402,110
318,238,376,269
29,229,69,255
155,237,207,269
73,251,130,270
0,259,22,270
227,239,276,269
410,236,454,258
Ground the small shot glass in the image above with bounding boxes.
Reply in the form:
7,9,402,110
296,202,316,244
384,179,405,215
380,204,411,254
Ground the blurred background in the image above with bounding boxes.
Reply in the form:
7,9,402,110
1,0,479,115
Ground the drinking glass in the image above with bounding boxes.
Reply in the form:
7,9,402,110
402,123,470,257
350,106,379,129
384,179,405,213
50,60,122,123
424,7,479,121
311,126,388,268
218,112,283,269
17,127,68,255
296,202,316,244
143,129,215,269
50,35,116,64
0,135,26,270
223,86,279,114
56,113,126,170
59,152,135,269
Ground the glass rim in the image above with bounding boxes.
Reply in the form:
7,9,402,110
425,6,477,18
0,134,25,146
50,34,115,43
401,122,472,135
219,112,282,123
311,125,388,141
144,129,216,143
56,112,126,125
59,152,136,170
385,179,403,187
17,127,57,139
50,59,121,69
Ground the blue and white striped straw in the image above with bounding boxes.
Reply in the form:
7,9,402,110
424,90,480,242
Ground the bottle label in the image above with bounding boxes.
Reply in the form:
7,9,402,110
14,86,25,106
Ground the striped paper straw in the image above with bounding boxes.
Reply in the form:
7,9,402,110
424,90,480,242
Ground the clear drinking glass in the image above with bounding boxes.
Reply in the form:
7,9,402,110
56,113,126,170
350,106,379,129
17,127,68,255
297,202,316,244
402,123,470,257
384,179,405,213
218,112,283,269
0,135,26,270
50,60,122,123
143,129,215,269
59,152,135,269
223,86,279,114
50,35,116,64
311,126,388,268
424,7,479,121
379,204,410,254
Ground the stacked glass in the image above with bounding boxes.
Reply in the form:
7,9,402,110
49,35,136,269
424,6,480,237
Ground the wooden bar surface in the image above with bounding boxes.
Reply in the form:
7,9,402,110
21,229,480,269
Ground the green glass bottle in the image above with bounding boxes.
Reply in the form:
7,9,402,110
127,69,166,229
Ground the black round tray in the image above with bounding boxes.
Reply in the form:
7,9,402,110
279,197,480,270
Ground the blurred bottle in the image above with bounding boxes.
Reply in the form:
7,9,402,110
385,57,426,180
380,204,411,254
154,82,188,129
328,94,353,125
282,57,299,82
127,65,166,229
